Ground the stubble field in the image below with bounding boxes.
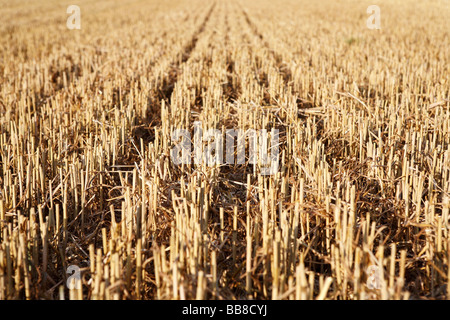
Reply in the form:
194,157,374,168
0,0,449,300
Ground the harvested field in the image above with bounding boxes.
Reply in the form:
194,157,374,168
0,0,449,300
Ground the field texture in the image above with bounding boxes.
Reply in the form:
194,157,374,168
0,0,449,300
